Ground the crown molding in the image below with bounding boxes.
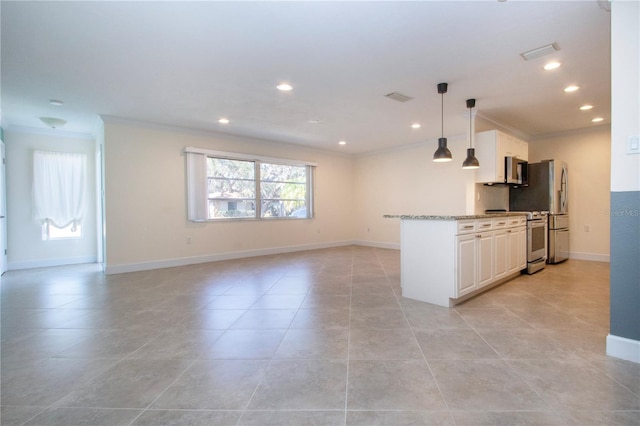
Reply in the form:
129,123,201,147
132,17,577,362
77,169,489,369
3,124,94,140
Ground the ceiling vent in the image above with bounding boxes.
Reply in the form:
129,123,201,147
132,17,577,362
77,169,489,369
520,42,560,61
385,92,413,102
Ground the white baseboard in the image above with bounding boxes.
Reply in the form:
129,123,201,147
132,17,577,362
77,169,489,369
8,256,98,271
606,334,640,363
354,240,400,250
104,240,357,275
570,251,610,262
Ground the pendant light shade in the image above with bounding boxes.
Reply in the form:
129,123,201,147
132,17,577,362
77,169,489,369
433,82,452,162
462,98,480,169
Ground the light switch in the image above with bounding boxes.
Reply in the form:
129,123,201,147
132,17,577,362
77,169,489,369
628,135,640,155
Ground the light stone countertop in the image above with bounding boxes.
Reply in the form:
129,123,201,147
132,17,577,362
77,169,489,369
383,212,528,220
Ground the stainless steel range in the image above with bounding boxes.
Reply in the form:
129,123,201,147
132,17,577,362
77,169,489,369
525,211,548,274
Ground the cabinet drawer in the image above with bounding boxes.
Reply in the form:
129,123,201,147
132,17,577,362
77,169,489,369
493,218,508,229
477,220,493,232
507,217,521,227
457,221,476,234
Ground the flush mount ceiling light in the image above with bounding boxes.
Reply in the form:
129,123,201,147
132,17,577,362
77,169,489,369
276,83,293,91
39,117,67,129
338,140,347,145
580,104,594,110
521,42,560,61
564,85,580,93
411,123,421,129
543,61,562,71
433,82,452,163
49,99,64,106
462,99,480,170
218,118,230,124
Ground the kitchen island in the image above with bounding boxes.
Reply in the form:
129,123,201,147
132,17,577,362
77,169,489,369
384,213,528,307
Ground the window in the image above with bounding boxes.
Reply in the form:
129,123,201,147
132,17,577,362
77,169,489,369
208,157,256,219
186,147,315,221
33,151,87,240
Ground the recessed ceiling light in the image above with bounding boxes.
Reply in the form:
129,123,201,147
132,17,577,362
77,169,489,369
49,99,64,106
276,83,293,91
338,140,347,145
564,85,580,93
411,123,421,129
218,118,230,124
543,61,561,71
580,104,594,110
308,119,321,124
592,117,604,123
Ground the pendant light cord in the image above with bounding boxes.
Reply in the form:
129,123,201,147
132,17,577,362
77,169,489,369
469,107,472,148
441,92,444,138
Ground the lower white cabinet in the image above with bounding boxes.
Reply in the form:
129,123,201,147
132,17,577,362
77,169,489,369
507,226,527,273
398,215,527,307
456,234,476,296
454,217,525,299
477,231,495,287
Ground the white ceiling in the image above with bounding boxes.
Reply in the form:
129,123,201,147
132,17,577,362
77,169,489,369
1,1,611,154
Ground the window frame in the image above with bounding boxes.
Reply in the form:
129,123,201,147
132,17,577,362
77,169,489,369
185,147,316,222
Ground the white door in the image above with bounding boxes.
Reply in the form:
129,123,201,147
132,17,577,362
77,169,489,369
0,141,7,275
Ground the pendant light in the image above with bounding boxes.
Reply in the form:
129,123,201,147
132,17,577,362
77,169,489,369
462,98,480,169
433,82,452,162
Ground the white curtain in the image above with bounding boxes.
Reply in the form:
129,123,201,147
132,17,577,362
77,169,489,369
186,151,208,221
33,150,87,229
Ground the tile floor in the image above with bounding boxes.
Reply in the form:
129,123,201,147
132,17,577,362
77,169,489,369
1,246,638,425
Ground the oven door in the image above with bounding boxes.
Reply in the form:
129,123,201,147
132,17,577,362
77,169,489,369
528,220,547,262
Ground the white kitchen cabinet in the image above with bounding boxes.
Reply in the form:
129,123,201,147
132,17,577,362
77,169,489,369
456,233,477,296
493,228,509,280
475,130,529,183
477,231,494,287
392,215,526,307
393,214,527,307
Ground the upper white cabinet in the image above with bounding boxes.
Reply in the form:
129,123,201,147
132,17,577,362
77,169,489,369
475,130,529,183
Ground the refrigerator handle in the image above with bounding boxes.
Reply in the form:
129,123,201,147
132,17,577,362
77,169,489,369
560,165,568,213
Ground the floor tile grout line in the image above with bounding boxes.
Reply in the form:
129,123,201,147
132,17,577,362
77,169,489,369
373,248,460,424
125,357,200,426
343,251,354,425
383,247,455,420
237,255,325,422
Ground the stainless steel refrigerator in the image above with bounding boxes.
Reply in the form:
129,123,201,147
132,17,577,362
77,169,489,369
509,160,569,263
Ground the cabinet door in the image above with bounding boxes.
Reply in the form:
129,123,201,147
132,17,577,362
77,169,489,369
511,227,527,272
494,133,506,182
456,234,477,297
507,229,520,273
477,232,494,287
494,229,508,280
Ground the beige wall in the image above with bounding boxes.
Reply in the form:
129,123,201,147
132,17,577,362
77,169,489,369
102,118,355,272
5,129,97,268
353,125,611,260
529,125,611,261
353,135,475,246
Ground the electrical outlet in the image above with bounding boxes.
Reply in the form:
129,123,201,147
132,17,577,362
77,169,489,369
584,225,591,232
